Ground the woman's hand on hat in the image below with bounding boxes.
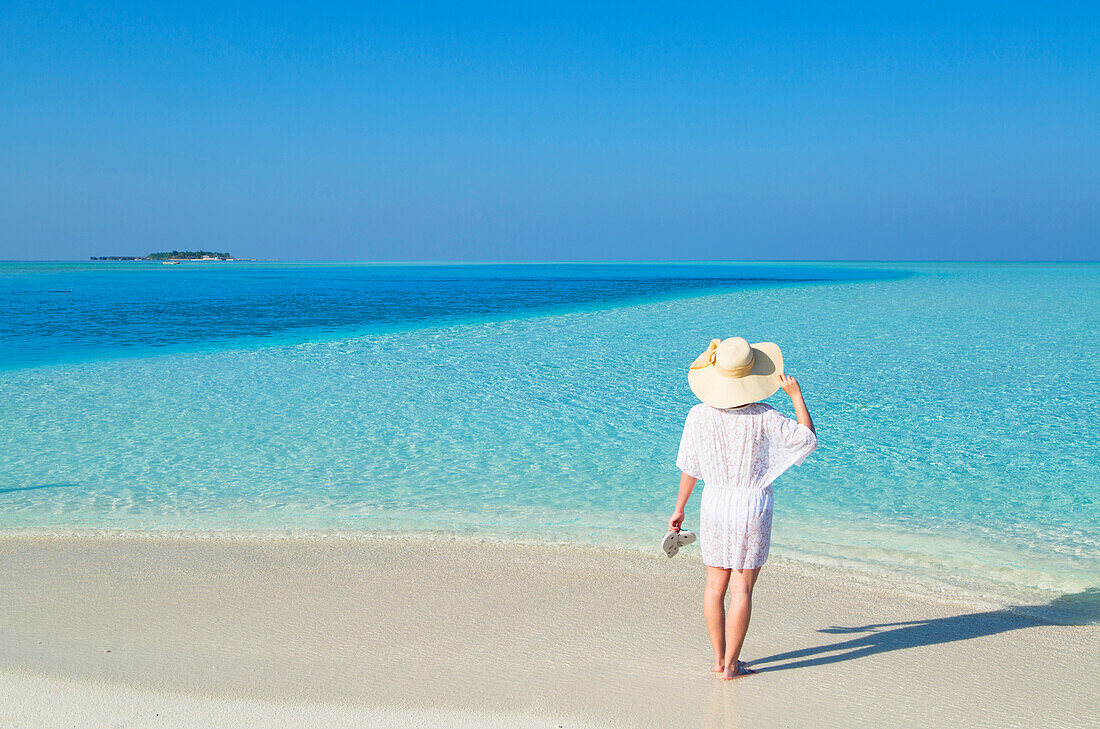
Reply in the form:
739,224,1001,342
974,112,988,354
778,373,802,398
779,373,815,433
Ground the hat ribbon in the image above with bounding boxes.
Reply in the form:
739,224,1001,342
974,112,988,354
688,339,755,378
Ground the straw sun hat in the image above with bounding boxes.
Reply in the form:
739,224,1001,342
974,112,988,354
687,337,784,408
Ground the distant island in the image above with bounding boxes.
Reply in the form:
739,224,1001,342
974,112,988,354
90,251,241,261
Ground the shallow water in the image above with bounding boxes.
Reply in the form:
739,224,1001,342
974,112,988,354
1,261,1096,602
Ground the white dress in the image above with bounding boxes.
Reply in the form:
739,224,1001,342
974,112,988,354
676,402,817,569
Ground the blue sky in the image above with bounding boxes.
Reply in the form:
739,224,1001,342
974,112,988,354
1,1,1096,260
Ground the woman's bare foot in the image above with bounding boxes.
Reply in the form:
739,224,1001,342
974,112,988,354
720,660,756,680
711,660,725,673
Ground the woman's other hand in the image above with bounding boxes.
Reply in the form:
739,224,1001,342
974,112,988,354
778,373,802,398
668,510,685,532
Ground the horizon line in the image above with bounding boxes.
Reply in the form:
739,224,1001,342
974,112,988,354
2,258,1098,265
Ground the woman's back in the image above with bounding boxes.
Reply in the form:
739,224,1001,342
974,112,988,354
676,402,817,491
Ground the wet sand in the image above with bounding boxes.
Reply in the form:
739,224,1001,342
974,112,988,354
1,534,1097,728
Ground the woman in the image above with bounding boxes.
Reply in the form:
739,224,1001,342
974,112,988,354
668,337,817,680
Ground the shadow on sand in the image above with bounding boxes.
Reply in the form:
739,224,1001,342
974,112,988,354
750,589,1100,673
0,482,77,495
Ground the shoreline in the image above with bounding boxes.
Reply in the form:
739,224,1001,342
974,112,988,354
2,534,1097,728
0,527,1090,622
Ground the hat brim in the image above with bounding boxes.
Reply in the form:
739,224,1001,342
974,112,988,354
687,342,784,408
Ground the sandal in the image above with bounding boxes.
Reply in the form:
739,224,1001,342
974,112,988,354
661,529,696,558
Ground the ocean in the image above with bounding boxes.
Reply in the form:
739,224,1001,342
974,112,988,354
1,261,1096,604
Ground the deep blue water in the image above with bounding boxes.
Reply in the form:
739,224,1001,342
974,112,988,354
0,262,889,369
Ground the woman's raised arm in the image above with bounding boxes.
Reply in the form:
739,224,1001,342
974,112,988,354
778,373,815,436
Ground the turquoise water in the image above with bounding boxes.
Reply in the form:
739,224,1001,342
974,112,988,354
1,261,1096,602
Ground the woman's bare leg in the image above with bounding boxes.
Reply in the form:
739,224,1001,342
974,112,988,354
721,567,761,679
703,566,731,672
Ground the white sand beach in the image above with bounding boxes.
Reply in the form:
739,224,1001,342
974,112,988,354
1,534,1097,729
